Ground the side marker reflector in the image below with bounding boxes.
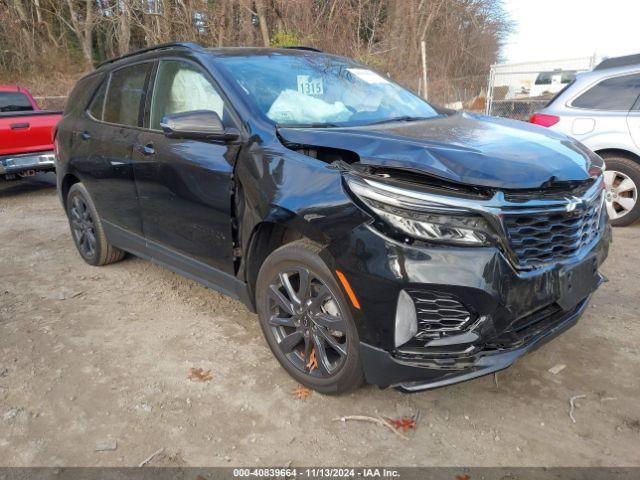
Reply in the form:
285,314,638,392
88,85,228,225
335,270,361,310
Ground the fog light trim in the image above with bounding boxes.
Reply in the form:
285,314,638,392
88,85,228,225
395,289,418,347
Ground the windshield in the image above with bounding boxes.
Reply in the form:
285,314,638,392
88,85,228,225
216,53,438,127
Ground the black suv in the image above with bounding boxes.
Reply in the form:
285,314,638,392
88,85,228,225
55,42,610,394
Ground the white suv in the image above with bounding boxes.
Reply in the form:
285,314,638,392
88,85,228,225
531,54,640,226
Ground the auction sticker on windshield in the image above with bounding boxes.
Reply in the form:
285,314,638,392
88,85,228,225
297,75,324,96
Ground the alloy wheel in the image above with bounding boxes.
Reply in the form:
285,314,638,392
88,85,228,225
266,267,348,377
604,169,638,220
69,195,97,257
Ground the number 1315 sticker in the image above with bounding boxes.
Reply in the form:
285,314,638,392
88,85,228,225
297,75,324,96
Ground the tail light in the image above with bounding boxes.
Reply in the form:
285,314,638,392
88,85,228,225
529,113,560,127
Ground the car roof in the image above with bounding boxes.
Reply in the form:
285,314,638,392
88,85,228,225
204,46,323,57
594,53,640,71
543,60,640,110
95,42,326,70
574,63,640,84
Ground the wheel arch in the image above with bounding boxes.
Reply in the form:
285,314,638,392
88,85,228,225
60,173,81,208
594,148,640,164
243,220,315,311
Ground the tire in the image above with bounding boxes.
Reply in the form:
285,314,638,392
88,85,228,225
65,182,125,266
256,240,365,395
601,155,640,227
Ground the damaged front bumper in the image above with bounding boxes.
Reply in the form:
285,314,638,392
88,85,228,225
361,294,592,392
328,208,610,392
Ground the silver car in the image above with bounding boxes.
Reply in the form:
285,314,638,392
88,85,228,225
532,54,640,226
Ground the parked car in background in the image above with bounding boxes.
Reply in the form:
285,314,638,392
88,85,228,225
531,54,640,226
0,85,61,180
529,69,577,98
56,43,609,394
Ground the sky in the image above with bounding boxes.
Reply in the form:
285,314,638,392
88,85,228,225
502,0,640,64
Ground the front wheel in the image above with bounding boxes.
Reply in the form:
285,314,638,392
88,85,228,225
256,240,365,395
602,156,640,227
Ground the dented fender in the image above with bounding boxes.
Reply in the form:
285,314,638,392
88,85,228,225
233,135,369,288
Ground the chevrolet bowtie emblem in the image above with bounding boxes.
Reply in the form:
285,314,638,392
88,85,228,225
565,196,583,212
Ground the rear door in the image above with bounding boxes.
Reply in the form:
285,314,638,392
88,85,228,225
131,58,239,274
75,61,154,238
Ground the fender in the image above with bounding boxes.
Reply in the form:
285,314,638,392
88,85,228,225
235,137,367,252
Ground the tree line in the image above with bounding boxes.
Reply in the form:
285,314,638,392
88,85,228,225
0,0,511,106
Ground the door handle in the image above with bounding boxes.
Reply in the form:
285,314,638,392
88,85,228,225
135,143,155,156
10,122,29,129
80,131,91,141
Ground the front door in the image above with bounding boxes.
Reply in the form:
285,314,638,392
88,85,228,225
132,59,239,274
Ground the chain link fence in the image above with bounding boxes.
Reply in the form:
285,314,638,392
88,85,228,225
486,57,599,120
427,75,487,113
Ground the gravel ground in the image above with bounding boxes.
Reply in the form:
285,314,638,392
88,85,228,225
0,173,639,467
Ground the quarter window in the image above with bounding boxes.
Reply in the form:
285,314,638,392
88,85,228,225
88,78,108,120
150,60,225,130
103,62,152,126
572,73,640,110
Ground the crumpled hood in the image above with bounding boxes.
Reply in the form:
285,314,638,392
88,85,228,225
278,112,601,190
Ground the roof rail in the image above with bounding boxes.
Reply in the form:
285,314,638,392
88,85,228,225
282,46,322,53
97,42,204,68
593,53,640,71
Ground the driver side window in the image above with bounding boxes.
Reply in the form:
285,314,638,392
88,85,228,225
150,60,226,130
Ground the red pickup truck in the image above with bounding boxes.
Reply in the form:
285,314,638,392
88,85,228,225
0,85,62,180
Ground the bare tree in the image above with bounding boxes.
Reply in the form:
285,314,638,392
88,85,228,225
64,0,95,66
255,0,271,47
0,0,511,108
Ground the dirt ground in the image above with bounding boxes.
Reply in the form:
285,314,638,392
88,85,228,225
0,173,639,467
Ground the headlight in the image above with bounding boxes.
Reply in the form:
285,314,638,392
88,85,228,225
346,175,495,246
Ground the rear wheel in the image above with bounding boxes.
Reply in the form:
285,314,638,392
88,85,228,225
256,240,364,395
66,183,125,266
602,156,640,227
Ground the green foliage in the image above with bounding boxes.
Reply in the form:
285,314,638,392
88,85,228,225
270,31,308,48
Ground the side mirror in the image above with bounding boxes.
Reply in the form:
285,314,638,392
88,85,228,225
160,110,239,141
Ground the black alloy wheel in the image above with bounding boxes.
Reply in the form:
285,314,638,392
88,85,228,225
266,266,348,377
69,195,97,258
65,182,125,266
256,240,364,394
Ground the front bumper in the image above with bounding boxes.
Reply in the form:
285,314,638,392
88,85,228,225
328,218,611,391
0,151,56,177
361,295,591,392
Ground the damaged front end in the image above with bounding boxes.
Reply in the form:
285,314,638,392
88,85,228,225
241,113,610,392
319,159,611,391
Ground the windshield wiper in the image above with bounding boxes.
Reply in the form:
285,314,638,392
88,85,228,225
365,116,432,126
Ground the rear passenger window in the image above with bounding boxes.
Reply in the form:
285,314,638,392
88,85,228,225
104,62,152,126
572,73,640,110
88,79,107,120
